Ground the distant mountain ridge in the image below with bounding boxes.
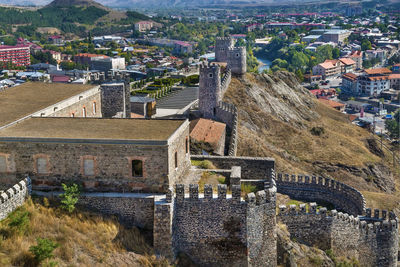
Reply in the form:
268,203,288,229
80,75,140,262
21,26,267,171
46,0,107,9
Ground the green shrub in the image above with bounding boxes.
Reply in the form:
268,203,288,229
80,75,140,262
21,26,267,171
241,184,257,195
60,183,80,213
310,126,325,136
217,177,226,184
29,238,59,264
198,160,216,169
7,207,30,235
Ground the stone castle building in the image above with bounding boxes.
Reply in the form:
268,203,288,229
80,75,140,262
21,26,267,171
0,39,398,266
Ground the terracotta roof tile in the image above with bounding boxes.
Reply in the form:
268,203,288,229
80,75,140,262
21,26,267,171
364,68,392,75
339,58,356,65
190,118,226,148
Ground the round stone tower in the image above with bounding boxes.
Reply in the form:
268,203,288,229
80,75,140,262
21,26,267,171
228,46,247,75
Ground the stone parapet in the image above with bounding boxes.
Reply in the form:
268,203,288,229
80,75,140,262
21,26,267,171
0,177,31,221
276,172,365,216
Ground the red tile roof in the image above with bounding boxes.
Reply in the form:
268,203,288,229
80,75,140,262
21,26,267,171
342,73,358,81
389,74,400,79
339,58,356,66
364,68,392,75
190,118,226,148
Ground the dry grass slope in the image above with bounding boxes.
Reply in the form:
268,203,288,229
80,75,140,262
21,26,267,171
224,72,400,211
0,198,169,267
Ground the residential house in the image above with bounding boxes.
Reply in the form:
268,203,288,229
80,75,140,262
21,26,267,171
313,60,341,78
356,68,391,96
339,58,356,73
389,73,400,90
342,72,358,93
74,53,109,66
348,50,363,70
318,98,346,112
48,35,63,45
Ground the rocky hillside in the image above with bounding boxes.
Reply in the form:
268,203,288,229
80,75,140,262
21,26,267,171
225,72,400,211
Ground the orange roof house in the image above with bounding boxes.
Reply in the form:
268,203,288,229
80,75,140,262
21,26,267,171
339,58,356,66
364,68,392,75
318,98,346,111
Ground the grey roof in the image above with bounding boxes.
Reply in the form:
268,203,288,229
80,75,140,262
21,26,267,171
130,96,155,103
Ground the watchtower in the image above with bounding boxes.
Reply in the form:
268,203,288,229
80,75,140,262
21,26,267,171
215,37,234,63
228,46,247,75
198,62,221,119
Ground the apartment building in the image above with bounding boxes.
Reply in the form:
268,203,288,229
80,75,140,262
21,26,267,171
0,45,30,67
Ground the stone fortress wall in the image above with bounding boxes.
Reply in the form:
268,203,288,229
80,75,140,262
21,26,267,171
275,172,365,216
198,36,246,156
278,203,399,267
0,177,31,221
154,183,277,267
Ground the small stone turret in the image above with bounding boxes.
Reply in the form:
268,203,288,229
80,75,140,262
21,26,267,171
100,73,131,118
198,62,221,119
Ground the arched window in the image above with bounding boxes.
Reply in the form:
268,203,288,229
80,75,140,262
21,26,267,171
82,107,86,117
174,152,178,169
185,137,189,154
93,102,97,114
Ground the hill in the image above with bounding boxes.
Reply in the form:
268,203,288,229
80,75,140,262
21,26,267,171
46,0,107,8
224,72,400,212
0,0,150,37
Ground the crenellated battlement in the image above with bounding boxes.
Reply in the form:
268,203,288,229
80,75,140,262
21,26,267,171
221,68,232,94
275,172,365,216
277,201,398,252
173,183,275,207
199,60,219,70
0,177,31,221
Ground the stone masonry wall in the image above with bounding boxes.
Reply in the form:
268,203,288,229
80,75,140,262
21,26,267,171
221,69,232,95
246,185,277,267
170,183,277,267
215,101,238,156
278,203,398,267
191,155,274,181
172,184,248,267
78,193,155,229
48,90,102,118
0,141,170,193
0,177,31,221
167,120,191,187
100,81,131,118
276,172,365,216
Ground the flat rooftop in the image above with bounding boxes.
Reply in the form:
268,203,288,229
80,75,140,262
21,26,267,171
0,82,96,127
0,118,186,141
